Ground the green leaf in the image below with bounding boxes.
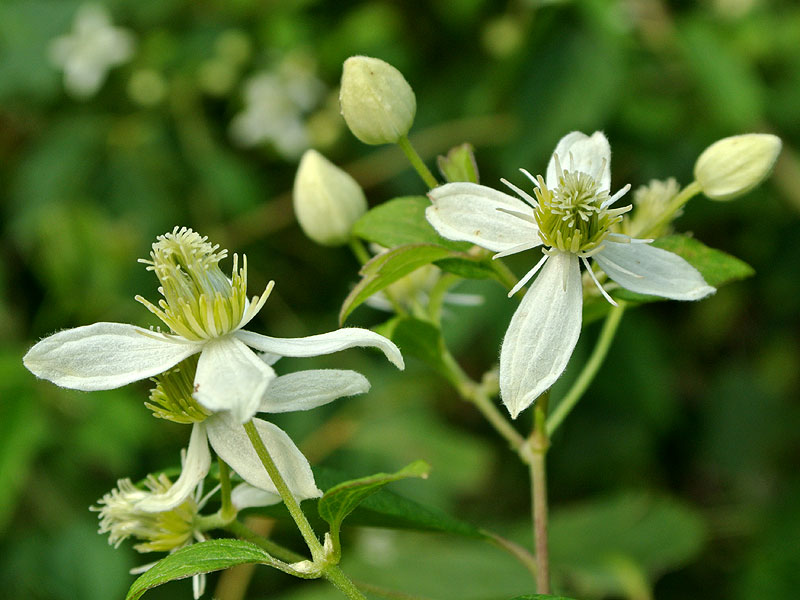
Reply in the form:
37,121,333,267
437,143,480,183
319,461,431,550
254,464,483,539
435,256,497,279
549,492,707,598
339,244,454,324
352,196,470,251
126,539,277,600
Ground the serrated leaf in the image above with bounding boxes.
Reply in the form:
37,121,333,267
126,539,277,600
352,196,470,251
319,461,431,550
253,464,484,539
340,244,455,324
438,143,480,184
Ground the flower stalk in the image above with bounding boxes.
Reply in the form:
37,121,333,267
397,135,439,189
529,393,551,594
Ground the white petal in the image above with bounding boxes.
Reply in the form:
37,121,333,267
135,423,211,512
547,131,611,191
231,482,282,510
206,415,322,501
594,241,715,300
236,328,404,370
500,252,583,419
426,182,539,252
194,337,276,424
261,369,369,413
23,322,200,391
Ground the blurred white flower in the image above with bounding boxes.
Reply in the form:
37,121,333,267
49,4,135,99
230,55,325,158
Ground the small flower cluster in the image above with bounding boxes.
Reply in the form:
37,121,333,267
24,227,403,597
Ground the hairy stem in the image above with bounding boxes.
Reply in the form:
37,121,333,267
243,421,324,560
397,135,439,189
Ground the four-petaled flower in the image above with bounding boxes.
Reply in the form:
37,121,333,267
426,131,714,418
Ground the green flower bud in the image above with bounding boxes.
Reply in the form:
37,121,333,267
339,56,416,145
694,133,782,201
293,149,368,246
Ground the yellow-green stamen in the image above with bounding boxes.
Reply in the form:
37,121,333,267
145,355,210,424
135,227,272,341
532,166,631,256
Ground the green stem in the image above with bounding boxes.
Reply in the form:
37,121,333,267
481,529,538,579
226,519,305,563
348,238,372,265
324,565,369,600
243,421,324,560
530,394,550,594
397,135,439,189
546,301,626,436
642,180,702,238
218,458,236,521
427,272,460,324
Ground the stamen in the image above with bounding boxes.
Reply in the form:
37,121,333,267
501,178,538,207
508,253,549,297
582,257,617,306
492,240,543,260
495,206,538,224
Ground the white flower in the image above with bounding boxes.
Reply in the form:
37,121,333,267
131,360,373,513
49,4,135,99
229,55,325,158
426,131,714,418
93,471,216,599
23,228,404,425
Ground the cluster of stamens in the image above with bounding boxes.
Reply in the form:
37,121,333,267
135,227,272,341
145,355,210,424
92,474,198,553
531,158,631,257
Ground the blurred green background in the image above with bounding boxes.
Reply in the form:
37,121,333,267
1,0,798,598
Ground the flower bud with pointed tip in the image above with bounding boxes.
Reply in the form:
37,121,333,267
694,133,782,201
293,149,368,246
339,56,416,145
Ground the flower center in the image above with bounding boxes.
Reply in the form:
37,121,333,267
145,355,211,424
93,474,197,553
532,168,631,256
136,227,270,341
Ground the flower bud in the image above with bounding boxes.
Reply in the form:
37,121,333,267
339,56,416,145
293,149,368,246
694,133,782,201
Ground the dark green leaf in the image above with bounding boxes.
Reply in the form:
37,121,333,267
435,256,496,279
376,316,455,380
437,143,480,183
254,464,484,539
319,460,430,549
126,539,277,600
339,244,455,324
352,196,470,251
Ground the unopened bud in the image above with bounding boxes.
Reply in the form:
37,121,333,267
339,56,416,145
694,133,782,201
293,150,367,246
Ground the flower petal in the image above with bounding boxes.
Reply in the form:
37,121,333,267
23,322,200,391
547,131,611,191
594,241,715,300
135,423,211,512
231,483,282,510
426,182,539,252
206,415,322,501
236,328,404,370
261,369,370,413
500,252,583,419
194,337,276,424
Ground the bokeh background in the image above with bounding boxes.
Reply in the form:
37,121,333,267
1,0,798,599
